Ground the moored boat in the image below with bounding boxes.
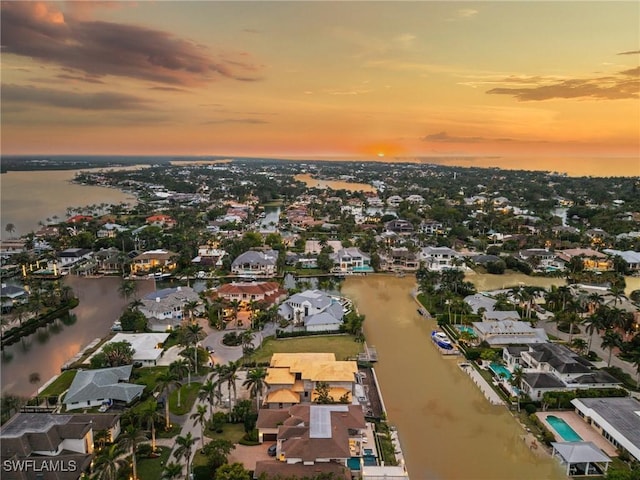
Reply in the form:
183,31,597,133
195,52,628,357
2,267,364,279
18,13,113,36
431,330,453,350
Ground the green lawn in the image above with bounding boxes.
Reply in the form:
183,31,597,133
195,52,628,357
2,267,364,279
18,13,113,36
39,370,76,398
169,382,202,416
247,335,363,363
132,366,169,395
204,422,245,442
137,446,171,480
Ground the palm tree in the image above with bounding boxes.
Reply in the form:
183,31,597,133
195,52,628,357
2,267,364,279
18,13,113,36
571,338,588,356
92,444,126,480
225,360,241,410
190,404,208,452
229,299,241,327
601,330,623,367
211,363,227,406
198,379,217,418
183,300,200,322
583,310,608,353
174,432,199,480
509,366,525,412
182,323,205,375
156,371,179,430
139,400,163,453
162,462,183,480
117,424,147,480
118,279,137,302
609,286,626,306
169,360,188,405
5,223,16,237
243,367,267,411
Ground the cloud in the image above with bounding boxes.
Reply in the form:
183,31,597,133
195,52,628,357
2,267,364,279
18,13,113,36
486,66,639,101
457,9,478,18
0,2,263,86
1,84,151,110
422,131,515,143
202,118,268,125
56,73,105,84
394,33,416,49
617,50,640,55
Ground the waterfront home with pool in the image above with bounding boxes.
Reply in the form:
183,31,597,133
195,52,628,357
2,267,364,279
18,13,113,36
471,319,548,346
517,344,622,400
571,397,640,462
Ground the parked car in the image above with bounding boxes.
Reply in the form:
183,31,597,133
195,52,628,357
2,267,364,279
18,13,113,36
267,444,277,456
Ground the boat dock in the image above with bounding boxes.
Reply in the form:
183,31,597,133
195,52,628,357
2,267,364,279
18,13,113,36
458,362,505,406
358,342,378,362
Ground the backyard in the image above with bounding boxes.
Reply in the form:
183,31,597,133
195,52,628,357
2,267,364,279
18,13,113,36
247,334,364,363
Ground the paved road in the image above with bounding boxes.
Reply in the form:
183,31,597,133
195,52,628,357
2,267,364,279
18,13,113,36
539,312,638,382
160,318,277,477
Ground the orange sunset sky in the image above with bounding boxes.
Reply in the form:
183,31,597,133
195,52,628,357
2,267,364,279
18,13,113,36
1,1,639,160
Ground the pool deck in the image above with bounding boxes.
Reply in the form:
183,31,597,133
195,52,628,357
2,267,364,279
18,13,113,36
458,362,505,406
536,411,617,457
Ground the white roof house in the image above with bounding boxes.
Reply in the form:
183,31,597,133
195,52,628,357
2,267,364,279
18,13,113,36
278,290,345,332
472,320,549,346
101,333,170,366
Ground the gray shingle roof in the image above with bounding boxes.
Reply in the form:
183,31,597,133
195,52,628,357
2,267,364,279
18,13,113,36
64,366,144,405
571,397,640,451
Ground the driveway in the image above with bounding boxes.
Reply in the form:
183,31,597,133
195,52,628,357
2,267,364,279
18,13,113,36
228,443,275,470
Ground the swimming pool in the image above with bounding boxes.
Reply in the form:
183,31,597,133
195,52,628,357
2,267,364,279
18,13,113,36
455,325,477,337
347,456,378,470
546,415,583,442
489,362,512,380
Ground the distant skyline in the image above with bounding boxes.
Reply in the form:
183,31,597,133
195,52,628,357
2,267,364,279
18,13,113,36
1,1,639,160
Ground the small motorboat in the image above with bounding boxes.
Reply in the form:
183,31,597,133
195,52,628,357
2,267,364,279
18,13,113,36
432,330,453,350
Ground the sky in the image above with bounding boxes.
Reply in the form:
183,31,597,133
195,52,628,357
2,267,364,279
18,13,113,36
1,1,639,160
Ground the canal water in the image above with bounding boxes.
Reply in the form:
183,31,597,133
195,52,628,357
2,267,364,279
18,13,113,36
0,276,155,398
342,275,566,480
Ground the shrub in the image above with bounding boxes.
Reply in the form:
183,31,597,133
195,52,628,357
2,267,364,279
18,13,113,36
524,403,537,415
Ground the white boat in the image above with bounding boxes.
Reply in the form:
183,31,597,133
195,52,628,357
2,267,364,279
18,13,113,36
432,330,454,350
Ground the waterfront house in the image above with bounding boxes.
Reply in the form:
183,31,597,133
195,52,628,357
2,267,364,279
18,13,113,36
571,397,640,462
98,333,170,366
130,249,178,275
278,290,345,332
420,246,463,271
231,249,278,277
192,245,227,267
463,293,498,314
264,353,358,409
211,281,286,308
556,248,613,272
518,248,559,271
471,320,548,346
63,366,144,411
603,249,640,272
330,248,373,274
58,248,93,267
139,286,202,331
384,219,414,234
380,248,419,272
519,344,621,400
0,283,28,312
255,404,364,479
93,248,122,274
